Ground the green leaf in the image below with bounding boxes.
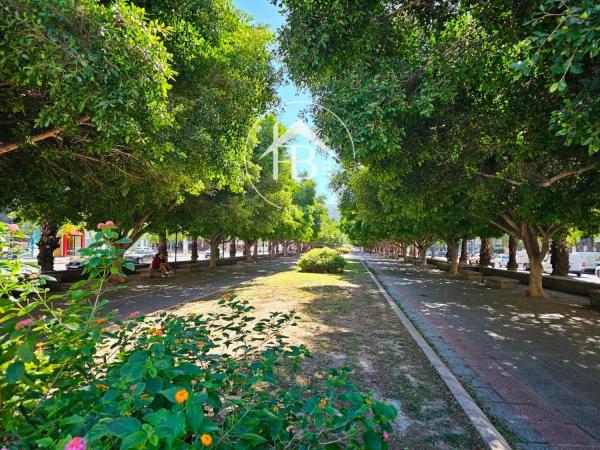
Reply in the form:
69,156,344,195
17,342,34,362
363,430,382,450
119,430,147,450
6,360,25,382
239,433,268,445
107,417,142,438
35,438,53,448
186,398,204,434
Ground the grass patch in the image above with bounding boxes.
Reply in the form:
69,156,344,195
171,259,484,449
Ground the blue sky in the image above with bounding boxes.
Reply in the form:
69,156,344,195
232,0,339,205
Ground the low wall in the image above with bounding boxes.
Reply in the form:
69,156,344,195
389,255,598,298
425,258,598,298
44,253,287,285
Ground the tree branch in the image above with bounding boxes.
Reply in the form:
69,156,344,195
477,172,522,186
539,165,596,187
0,116,91,155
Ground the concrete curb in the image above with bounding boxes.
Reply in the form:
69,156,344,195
362,259,512,450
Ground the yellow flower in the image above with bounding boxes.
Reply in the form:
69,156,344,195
35,342,44,350
319,399,327,409
273,405,280,412
96,383,109,392
200,434,213,447
149,327,163,336
188,312,197,318
175,389,189,404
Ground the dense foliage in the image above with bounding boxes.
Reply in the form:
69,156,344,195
0,223,395,449
277,0,600,296
298,248,347,274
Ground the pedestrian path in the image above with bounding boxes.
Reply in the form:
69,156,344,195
102,257,297,318
365,257,600,450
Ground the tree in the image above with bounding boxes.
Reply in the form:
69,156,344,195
278,0,600,296
0,0,173,158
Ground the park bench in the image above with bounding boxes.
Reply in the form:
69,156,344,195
484,276,519,289
590,290,600,309
459,269,482,282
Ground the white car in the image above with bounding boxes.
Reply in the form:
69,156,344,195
124,247,155,264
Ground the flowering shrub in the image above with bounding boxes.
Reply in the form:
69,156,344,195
0,223,395,448
336,246,352,255
298,247,347,273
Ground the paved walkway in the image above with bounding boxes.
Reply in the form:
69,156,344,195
101,257,297,319
366,257,600,450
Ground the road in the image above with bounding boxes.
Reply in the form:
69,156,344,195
366,255,600,449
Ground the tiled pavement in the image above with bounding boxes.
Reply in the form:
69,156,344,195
365,257,600,450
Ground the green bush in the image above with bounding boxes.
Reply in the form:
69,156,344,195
298,247,347,273
0,223,394,449
336,246,352,254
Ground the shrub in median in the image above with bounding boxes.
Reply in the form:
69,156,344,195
298,247,347,273
0,223,394,449
336,246,352,254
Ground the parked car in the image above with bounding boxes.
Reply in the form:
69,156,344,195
568,252,600,276
494,254,510,268
66,257,89,270
124,247,155,264
467,252,479,265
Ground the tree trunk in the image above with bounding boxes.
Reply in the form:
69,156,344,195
551,235,569,276
522,226,550,297
459,238,468,264
447,239,459,274
191,236,198,262
416,242,429,265
253,241,258,257
158,230,167,257
244,240,255,263
507,235,518,271
479,238,492,267
283,240,288,256
229,238,236,259
209,234,221,269
37,218,60,272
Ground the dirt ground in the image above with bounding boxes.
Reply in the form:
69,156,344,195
170,260,484,449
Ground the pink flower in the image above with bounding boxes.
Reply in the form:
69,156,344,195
97,222,106,229
64,437,86,450
129,384,137,391
8,223,19,233
15,318,34,330
28,273,39,280
104,220,114,227
128,311,141,319
383,431,390,441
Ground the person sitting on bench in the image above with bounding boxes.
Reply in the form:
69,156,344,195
151,253,172,277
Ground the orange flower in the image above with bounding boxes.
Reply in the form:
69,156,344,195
97,318,106,325
96,383,109,392
221,292,232,301
200,434,213,446
319,399,327,409
149,327,163,336
175,389,189,404
188,312,197,318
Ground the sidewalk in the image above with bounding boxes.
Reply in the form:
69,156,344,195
366,257,600,450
